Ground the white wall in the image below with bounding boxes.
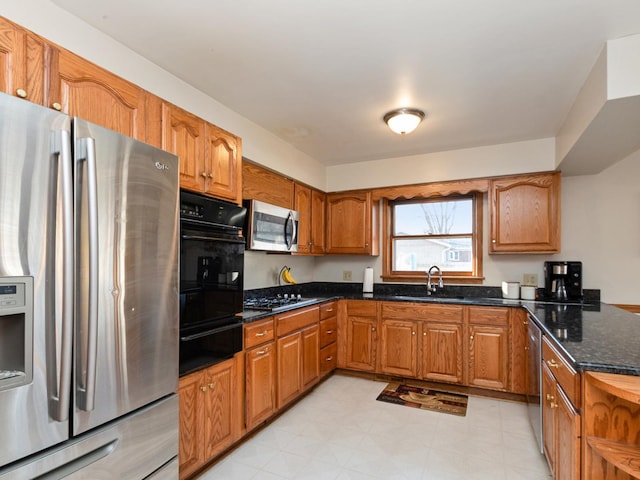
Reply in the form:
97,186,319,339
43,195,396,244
326,138,556,191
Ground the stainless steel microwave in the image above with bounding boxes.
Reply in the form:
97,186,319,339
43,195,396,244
244,199,299,252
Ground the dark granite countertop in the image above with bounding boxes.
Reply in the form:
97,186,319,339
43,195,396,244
243,282,640,376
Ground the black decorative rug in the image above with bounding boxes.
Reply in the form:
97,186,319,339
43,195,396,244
376,383,468,416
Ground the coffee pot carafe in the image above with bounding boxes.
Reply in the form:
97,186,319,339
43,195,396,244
544,261,583,302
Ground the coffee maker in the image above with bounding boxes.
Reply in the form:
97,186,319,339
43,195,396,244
544,261,582,302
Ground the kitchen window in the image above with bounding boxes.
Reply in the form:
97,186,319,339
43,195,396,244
382,193,483,283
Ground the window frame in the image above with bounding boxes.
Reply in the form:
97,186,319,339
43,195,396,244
382,192,484,283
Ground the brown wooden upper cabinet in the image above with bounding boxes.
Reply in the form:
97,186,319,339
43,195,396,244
47,47,149,143
326,191,379,255
242,160,294,209
0,17,47,105
163,102,241,204
294,182,326,255
489,171,561,253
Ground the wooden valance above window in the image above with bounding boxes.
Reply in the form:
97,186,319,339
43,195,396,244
369,177,490,201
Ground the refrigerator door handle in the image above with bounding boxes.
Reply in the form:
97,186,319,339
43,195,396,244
76,136,99,413
51,129,74,422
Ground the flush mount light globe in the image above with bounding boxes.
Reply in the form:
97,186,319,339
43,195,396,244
383,108,426,135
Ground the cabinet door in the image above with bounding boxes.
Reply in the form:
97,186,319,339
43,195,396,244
204,123,241,203
178,371,205,479
380,319,418,377
555,387,580,480
345,316,377,372
310,189,326,254
48,48,148,142
468,324,509,390
301,324,320,390
162,102,205,193
421,322,463,384
277,332,303,408
510,308,529,395
245,342,276,432
203,359,240,460
542,362,556,475
242,161,294,209
294,183,312,254
326,191,378,255
490,172,561,253
0,18,46,104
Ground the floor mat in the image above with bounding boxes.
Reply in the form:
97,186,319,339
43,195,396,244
376,382,468,416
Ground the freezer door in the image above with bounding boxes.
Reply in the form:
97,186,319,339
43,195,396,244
0,93,72,467
73,119,179,435
0,394,178,479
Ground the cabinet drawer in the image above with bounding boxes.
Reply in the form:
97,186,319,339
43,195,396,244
320,301,337,320
383,302,463,323
276,305,319,337
346,299,377,317
320,317,337,348
320,343,337,377
468,306,509,326
543,336,580,408
244,317,275,349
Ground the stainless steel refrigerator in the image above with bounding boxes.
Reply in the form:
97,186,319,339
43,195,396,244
0,92,180,479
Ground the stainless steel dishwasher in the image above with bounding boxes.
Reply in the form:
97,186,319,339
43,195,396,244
526,316,544,454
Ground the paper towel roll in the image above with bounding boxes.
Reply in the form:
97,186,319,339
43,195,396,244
363,267,374,293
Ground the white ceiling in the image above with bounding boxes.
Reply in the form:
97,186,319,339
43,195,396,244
51,0,640,166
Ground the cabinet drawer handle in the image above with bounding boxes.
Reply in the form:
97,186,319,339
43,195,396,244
51,102,62,111
256,347,269,355
492,239,496,243
371,327,376,332
201,172,207,178
209,382,216,390
255,331,266,337
550,401,558,409
325,356,333,361
200,385,207,392
423,332,427,336
412,331,416,335
546,393,555,401
470,335,474,341
546,359,560,369
326,330,333,335
325,308,334,312
16,88,27,98
208,173,214,178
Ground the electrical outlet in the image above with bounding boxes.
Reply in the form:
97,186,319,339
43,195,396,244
343,270,353,281
523,273,538,286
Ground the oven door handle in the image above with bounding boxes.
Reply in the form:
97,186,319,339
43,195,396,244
180,322,243,341
181,233,245,244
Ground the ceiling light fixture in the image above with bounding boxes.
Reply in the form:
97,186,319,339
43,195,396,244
383,108,426,135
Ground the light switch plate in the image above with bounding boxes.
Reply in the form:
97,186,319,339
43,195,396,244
343,270,352,281
523,273,538,286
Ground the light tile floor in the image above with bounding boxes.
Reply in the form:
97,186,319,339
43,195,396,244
198,374,552,480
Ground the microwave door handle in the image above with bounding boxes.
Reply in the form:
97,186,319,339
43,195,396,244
76,136,99,412
285,211,296,250
52,129,74,422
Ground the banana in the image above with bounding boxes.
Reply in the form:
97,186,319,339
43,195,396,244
282,267,297,284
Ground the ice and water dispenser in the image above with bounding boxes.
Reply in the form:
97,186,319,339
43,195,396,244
0,276,33,390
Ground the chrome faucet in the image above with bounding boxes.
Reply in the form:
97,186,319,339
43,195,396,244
427,265,443,295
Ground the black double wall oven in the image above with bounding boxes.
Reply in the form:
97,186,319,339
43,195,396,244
179,190,246,376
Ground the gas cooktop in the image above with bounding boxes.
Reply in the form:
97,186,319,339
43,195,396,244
243,295,318,312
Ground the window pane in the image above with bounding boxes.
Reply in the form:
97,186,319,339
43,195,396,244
393,237,473,272
394,199,473,235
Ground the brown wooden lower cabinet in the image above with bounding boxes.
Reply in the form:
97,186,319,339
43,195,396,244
421,322,463,384
542,363,580,480
178,355,242,479
542,335,581,480
379,319,418,377
583,372,640,480
245,341,276,432
467,306,510,391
